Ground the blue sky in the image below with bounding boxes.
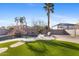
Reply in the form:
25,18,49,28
0,3,79,27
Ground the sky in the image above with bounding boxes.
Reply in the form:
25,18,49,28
0,3,79,28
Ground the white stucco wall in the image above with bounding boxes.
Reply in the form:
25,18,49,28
66,29,79,36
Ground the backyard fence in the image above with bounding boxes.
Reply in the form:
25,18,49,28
0,35,16,41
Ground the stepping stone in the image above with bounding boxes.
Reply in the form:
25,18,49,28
10,42,24,48
0,47,8,54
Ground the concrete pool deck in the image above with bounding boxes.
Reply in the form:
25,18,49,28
54,35,79,44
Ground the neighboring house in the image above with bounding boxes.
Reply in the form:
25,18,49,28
0,29,8,35
53,23,76,30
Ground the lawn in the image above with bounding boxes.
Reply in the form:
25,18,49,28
0,40,79,56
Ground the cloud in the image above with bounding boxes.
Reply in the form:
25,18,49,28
53,14,79,24
0,19,15,27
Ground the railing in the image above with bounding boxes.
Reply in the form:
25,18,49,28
0,34,38,41
0,35,15,41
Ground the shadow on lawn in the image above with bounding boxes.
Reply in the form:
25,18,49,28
41,40,79,51
25,42,48,56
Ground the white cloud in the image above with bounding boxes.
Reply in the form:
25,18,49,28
50,14,79,28
0,19,15,27
53,14,79,23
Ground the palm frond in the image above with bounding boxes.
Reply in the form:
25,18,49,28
44,3,54,13
50,9,54,13
15,17,18,22
44,3,48,6
43,6,47,10
49,3,54,7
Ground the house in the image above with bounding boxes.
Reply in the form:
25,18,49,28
0,29,8,35
53,23,77,30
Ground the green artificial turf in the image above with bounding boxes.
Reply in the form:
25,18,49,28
0,40,79,56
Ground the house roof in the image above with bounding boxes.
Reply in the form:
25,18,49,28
52,23,76,27
57,23,75,26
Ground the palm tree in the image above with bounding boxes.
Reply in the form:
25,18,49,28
19,16,26,30
15,16,26,32
15,16,26,28
15,17,19,30
44,3,54,31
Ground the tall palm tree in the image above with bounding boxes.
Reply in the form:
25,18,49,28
15,16,26,32
15,16,26,26
44,3,54,31
15,17,19,30
19,16,26,29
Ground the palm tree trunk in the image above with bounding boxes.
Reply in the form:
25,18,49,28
48,8,50,31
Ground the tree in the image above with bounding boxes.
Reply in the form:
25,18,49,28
44,3,54,31
32,20,46,27
32,20,46,34
15,16,26,30
7,26,14,30
14,16,27,37
0,26,6,29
